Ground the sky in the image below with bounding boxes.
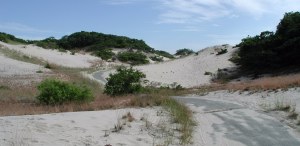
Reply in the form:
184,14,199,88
1,0,300,53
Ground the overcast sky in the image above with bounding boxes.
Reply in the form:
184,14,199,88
1,0,300,53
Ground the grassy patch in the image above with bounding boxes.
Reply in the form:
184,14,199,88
0,85,10,90
162,98,194,145
129,88,194,145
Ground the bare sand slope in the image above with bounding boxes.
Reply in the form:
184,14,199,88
0,107,178,146
0,53,48,76
0,41,101,68
134,45,236,87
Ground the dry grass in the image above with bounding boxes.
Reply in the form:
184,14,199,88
227,74,300,90
195,73,300,92
0,95,134,116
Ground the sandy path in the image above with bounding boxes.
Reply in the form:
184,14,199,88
0,107,177,146
0,41,101,68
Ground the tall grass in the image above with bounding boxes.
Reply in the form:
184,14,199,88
129,88,194,145
162,98,194,145
225,73,300,90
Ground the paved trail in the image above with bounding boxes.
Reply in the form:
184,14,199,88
174,96,300,146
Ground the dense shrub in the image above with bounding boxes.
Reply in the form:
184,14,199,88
35,37,60,49
58,31,154,52
104,67,146,96
175,48,194,56
150,56,163,62
154,50,174,59
0,32,28,44
37,79,93,105
117,51,149,65
235,11,300,73
216,49,228,55
94,48,115,60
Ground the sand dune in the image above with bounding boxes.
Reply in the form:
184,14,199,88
0,41,101,68
100,45,236,88
0,107,178,146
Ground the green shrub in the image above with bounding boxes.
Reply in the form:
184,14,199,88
204,71,212,75
175,48,194,56
236,12,300,73
94,49,115,60
216,49,228,55
117,51,149,65
154,50,174,59
70,51,76,55
45,62,52,69
150,56,163,62
37,79,93,105
104,67,146,96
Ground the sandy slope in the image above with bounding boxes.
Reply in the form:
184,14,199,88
0,53,48,76
99,45,236,88
135,45,236,87
0,107,179,146
0,41,101,68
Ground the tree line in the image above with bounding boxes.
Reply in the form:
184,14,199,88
233,11,300,74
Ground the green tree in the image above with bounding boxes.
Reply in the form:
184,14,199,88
235,11,300,73
104,67,146,96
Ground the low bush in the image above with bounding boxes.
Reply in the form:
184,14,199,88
37,79,93,105
216,49,228,55
175,48,194,56
117,51,149,65
204,71,212,75
154,50,174,59
150,56,163,62
104,67,146,96
45,62,52,69
94,49,115,60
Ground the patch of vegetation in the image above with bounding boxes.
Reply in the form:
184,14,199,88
33,37,60,49
162,98,194,144
175,48,194,56
59,31,154,52
150,55,163,62
37,79,93,105
117,51,149,65
235,11,300,74
228,50,240,64
154,50,174,59
204,71,213,75
216,49,228,55
94,48,115,60
211,69,231,83
104,67,146,96
0,85,10,90
0,47,43,65
0,32,28,44
44,62,52,69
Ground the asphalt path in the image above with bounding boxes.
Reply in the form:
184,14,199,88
173,96,300,146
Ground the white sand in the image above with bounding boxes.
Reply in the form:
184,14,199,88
0,41,101,68
0,107,180,146
0,53,48,76
100,45,236,87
